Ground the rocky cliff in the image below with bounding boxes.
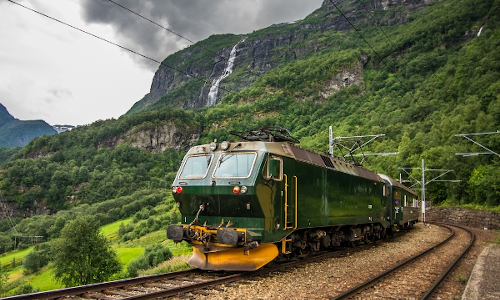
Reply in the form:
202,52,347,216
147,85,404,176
97,122,201,154
126,0,433,115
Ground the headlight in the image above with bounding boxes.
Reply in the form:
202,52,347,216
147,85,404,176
240,186,248,194
221,141,230,150
209,142,217,151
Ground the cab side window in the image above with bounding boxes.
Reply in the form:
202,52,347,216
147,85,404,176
264,155,282,181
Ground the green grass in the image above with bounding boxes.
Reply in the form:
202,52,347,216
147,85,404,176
100,218,132,239
115,247,144,268
138,255,192,275
1,247,33,268
24,266,63,291
439,201,500,213
120,229,166,247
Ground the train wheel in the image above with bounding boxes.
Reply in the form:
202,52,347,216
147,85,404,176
297,247,310,258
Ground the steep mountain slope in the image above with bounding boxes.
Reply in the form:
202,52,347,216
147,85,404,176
126,0,432,115
0,104,57,147
0,0,499,221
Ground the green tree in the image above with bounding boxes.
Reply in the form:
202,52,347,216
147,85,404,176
51,215,121,287
118,222,126,237
0,264,8,297
23,243,51,275
0,235,12,254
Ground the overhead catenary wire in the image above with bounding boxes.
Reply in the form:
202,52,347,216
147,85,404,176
327,0,408,91
6,0,237,97
353,0,414,73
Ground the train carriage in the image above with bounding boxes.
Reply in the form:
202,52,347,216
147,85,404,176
167,128,419,271
379,174,419,230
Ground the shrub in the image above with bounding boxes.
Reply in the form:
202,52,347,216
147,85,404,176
14,284,39,295
126,244,173,277
23,243,51,275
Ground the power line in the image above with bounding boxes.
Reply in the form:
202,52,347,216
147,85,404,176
6,0,237,97
105,0,230,64
327,0,408,91
0,191,19,235
353,0,413,73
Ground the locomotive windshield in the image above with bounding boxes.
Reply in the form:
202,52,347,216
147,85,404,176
179,154,213,179
213,152,257,178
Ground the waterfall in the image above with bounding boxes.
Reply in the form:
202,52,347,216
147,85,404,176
207,40,241,106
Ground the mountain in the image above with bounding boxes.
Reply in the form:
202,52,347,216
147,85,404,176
0,0,499,219
125,0,433,114
0,103,57,147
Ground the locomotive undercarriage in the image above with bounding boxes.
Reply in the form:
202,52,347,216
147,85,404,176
168,222,389,270
279,223,387,259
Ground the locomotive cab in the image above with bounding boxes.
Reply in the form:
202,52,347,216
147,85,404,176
167,141,280,270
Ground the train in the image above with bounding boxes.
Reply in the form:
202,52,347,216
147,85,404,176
167,127,419,271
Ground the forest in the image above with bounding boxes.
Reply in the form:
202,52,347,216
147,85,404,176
0,0,499,253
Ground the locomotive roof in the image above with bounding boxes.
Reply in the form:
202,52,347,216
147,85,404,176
187,141,383,183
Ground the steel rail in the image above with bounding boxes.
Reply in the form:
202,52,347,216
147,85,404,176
419,224,475,300
331,224,474,300
330,224,456,300
1,269,201,300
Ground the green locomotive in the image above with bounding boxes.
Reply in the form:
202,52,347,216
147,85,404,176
167,128,419,271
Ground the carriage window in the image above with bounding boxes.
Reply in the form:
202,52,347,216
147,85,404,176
213,153,257,178
404,194,408,206
394,191,401,207
179,155,213,179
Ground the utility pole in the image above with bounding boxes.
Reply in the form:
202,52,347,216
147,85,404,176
400,159,460,223
421,159,425,223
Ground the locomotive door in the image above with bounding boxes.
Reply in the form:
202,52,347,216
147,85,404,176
267,155,297,230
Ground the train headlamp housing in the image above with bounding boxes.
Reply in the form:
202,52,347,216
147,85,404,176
172,186,183,194
220,141,230,151
232,185,247,194
240,186,248,194
232,186,240,194
209,142,217,151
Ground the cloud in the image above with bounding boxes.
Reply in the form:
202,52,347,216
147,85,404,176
79,0,324,71
45,87,73,103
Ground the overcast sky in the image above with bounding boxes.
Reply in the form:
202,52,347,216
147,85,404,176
0,0,323,126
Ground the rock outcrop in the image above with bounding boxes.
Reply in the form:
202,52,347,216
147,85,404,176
97,123,201,153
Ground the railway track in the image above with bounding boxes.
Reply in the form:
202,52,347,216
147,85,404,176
331,223,475,300
3,240,378,300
